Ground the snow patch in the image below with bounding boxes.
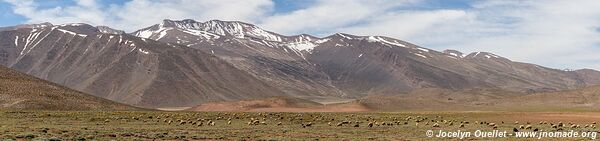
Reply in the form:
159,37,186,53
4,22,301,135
315,38,330,44
57,28,87,37
414,53,427,58
179,28,220,39
247,27,281,42
14,36,18,47
337,33,353,39
138,48,150,54
416,48,429,52
485,54,501,59
366,36,406,47
58,23,83,27
135,29,154,39
286,41,317,52
153,26,173,40
447,52,465,58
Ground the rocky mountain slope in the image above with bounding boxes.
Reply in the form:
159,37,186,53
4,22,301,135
133,19,600,97
2,19,600,109
132,19,346,100
0,65,137,110
0,23,283,108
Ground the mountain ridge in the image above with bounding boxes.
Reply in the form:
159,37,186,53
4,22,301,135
2,19,600,108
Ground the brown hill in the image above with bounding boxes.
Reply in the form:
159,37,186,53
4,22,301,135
0,66,137,110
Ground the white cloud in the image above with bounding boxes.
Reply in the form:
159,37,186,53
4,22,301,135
3,0,274,31
110,0,274,30
433,0,600,70
258,0,414,35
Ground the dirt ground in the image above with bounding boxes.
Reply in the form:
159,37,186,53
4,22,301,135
2,111,600,140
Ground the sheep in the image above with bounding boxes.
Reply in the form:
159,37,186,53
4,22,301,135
305,122,313,127
277,122,282,126
488,123,496,127
459,124,465,128
227,121,232,125
336,122,343,126
368,122,374,127
519,125,524,129
525,125,532,129
433,123,440,128
515,121,519,125
558,122,564,127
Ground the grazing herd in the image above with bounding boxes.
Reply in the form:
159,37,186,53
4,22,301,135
5,111,600,140
100,112,599,134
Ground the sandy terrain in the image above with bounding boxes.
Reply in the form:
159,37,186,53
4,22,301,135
187,97,371,112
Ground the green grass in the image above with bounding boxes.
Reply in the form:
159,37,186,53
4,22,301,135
0,111,598,140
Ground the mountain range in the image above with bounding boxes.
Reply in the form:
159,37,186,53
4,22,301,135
1,19,599,109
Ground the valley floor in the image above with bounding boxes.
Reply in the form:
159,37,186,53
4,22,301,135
1,111,600,140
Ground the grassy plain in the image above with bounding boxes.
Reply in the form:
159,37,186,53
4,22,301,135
1,111,599,140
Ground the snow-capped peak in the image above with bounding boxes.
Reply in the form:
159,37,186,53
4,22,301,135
365,36,407,48
282,34,326,52
466,51,504,59
96,26,125,34
443,49,465,58
159,19,283,42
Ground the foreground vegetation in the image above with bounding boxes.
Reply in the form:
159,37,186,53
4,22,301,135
0,111,599,140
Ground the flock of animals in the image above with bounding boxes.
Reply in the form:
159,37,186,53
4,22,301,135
101,112,598,133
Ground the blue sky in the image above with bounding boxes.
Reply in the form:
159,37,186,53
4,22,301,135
2,0,600,70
